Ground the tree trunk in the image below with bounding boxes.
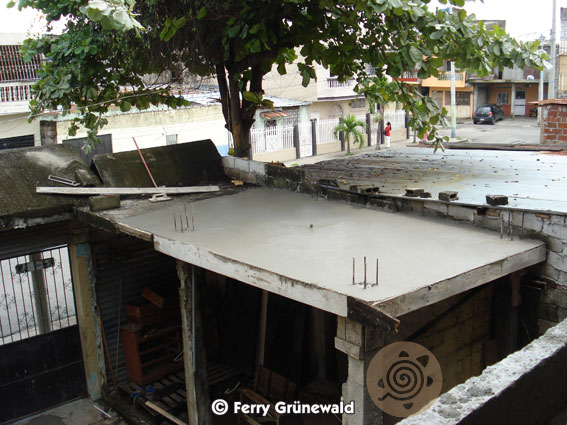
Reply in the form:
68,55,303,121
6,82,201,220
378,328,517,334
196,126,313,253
215,63,267,158
347,136,351,154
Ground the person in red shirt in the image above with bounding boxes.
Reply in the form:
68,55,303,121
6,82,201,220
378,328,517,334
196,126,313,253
384,121,391,147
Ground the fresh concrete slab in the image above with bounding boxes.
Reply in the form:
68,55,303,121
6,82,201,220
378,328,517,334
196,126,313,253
301,148,567,212
118,188,545,318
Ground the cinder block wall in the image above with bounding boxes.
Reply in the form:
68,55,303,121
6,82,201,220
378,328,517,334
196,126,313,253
412,286,493,393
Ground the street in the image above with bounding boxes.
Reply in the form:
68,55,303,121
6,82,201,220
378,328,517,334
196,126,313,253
437,117,541,145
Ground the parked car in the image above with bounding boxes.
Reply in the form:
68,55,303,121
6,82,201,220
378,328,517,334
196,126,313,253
473,104,504,125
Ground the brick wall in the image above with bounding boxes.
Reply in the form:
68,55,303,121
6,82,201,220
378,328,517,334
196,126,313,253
543,104,567,145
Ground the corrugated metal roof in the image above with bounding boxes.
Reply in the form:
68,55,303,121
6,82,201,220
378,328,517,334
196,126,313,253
262,110,289,119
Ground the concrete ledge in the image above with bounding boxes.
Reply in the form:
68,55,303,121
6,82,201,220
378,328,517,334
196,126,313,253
222,157,266,184
398,318,567,425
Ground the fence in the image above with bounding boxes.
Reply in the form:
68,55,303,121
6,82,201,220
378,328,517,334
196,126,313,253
247,110,406,157
0,246,76,345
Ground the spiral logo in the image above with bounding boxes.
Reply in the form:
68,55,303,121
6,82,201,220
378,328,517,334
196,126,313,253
211,399,229,415
366,342,442,418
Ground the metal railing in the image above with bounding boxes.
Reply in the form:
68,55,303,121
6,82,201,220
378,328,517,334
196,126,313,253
0,82,35,103
328,78,355,88
0,246,76,346
436,72,465,81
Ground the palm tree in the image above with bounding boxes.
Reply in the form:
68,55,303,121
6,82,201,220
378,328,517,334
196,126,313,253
333,115,365,155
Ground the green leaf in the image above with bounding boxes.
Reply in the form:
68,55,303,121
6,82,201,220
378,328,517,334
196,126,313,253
249,39,261,53
301,72,310,87
277,63,286,75
227,25,241,38
409,46,422,63
242,91,261,103
120,100,131,112
197,6,206,20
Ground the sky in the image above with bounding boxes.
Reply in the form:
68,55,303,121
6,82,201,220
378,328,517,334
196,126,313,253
0,0,562,42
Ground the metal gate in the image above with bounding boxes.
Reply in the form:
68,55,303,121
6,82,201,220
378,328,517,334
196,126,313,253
0,245,86,423
298,123,313,158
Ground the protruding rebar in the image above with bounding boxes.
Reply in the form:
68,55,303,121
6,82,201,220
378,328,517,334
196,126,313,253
364,256,367,289
352,257,355,285
375,258,379,287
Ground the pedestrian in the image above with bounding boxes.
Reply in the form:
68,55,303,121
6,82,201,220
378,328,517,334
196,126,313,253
384,121,391,147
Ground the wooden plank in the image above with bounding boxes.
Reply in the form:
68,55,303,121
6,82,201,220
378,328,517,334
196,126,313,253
142,287,165,308
145,401,188,425
36,186,220,195
334,337,363,360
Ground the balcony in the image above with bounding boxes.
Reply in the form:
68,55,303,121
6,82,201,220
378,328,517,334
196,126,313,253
421,71,467,88
0,82,34,103
327,78,355,89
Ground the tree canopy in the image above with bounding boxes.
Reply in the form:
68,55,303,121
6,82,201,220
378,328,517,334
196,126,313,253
13,0,547,156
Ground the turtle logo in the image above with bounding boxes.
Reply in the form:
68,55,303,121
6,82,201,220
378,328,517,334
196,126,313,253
366,342,442,418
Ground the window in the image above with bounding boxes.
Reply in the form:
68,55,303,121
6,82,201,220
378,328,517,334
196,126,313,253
496,92,510,105
166,134,178,145
351,98,366,109
444,92,471,106
282,108,299,127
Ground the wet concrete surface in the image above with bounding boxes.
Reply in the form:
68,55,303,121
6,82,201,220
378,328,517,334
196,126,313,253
119,188,543,306
301,147,567,212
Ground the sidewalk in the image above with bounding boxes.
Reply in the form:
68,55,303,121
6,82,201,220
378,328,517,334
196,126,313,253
283,137,414,167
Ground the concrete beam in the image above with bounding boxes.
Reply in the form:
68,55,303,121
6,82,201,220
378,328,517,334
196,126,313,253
156,236,349,318
375,245,546,317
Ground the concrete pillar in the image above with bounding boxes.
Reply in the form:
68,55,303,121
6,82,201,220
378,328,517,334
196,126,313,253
511,83,517,119
40,121,57,145
473,84,479,114
366,114,372,146
336,317,386,425
311,119,318,156
293,125,300,159
177,261,211,425
30,252,52,334
68,230,104,400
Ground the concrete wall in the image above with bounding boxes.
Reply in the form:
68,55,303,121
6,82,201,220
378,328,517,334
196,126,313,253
262,61,319,102
253,148,297,163
0,112,41,145
542,104,567,145
317,141,342,155
397,318,567,425
52,104,231,155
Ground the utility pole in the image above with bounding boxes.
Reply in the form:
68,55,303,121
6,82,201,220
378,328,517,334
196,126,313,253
450,61,457,139
549,0,557,99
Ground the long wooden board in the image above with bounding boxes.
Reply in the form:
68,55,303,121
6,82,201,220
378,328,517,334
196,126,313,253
36,186,220,195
